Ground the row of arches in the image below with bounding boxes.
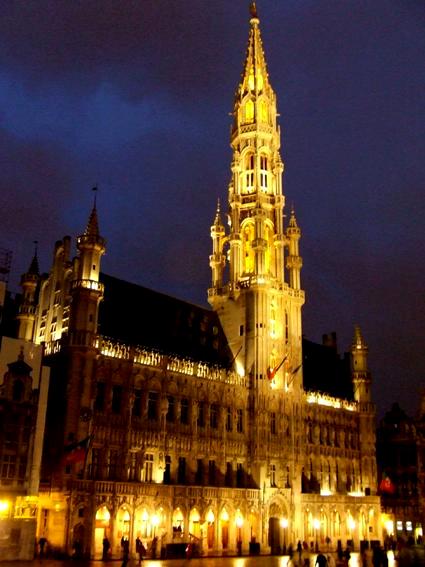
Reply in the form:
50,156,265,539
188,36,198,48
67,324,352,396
85,503,261,558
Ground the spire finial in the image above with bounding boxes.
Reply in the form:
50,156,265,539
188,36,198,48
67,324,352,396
92,185,98,208
216,198,221,214
84,186,100,238
27,240,39,275
250,1,258,20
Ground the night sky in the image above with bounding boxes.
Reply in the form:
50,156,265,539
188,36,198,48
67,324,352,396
0,1,424,418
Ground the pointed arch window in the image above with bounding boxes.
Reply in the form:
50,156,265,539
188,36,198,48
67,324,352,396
244,100,254,123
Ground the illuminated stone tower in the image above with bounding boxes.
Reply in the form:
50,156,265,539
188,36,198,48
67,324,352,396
17,246,39,341
65,197,106,443
208,3,304,393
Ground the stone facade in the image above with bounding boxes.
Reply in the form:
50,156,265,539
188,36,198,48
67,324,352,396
16,4,381,559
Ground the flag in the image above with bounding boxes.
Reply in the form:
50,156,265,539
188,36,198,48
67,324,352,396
64,435,92,464
379,472,395,494
267,355,288,380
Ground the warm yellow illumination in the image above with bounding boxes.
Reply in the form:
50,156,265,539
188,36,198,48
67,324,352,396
259,99,267,121
0,500,10,514
95,506,110,521
191,509,200,522
245,99,254,123
221,509,229,521
236,516,244,528
306,392,356,411
151,514,160,527
206,510,215,523
235,360,245,377
141,510,149,522
348,491,364,497
313,519,320,530
248,68,255,90
384,520,394,534
242,223,255,273
280,518,288,529
320,489,332,496
348,518,356,531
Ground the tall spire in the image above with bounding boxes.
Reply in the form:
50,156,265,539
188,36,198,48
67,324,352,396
236,1,273,106
84,187,100,238
28,241,39,276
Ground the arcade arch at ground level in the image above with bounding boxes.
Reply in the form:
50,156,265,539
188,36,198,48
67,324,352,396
36,485,382,558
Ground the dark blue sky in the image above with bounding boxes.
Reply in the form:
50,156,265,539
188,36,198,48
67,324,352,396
0,1,424,417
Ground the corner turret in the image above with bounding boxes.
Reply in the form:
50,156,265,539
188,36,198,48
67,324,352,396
351,325,372,403
69,190,106,347
286,208,302,290
17,243,40,341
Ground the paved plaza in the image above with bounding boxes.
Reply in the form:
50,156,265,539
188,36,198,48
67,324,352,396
0,552,399,567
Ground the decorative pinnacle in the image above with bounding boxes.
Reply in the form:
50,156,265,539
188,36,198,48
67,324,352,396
27,240,39,275
288,206,298,229
214,198,223,226
84,187,100,238
250,1,258,20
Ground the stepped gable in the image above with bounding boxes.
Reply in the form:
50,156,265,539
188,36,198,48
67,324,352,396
99,273,233,367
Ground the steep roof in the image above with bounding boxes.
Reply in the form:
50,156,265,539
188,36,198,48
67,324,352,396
98,273,233,367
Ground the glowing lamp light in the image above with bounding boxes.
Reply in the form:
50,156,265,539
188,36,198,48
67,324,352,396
0,500,10,513
348,518,356,531
221,509,229,522
151,514,160,527
313,519,320,530
236,516,244,528
141,510,149,522
320,489,332,496
280,518,288,529
206,510,215,523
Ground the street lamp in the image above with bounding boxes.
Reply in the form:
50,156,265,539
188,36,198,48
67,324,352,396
280,518,288,553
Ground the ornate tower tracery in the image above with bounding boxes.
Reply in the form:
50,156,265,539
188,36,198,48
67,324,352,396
208,3,304,393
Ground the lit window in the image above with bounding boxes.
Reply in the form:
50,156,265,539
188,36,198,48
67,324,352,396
406,521,412,532
245,100,254,123
260,155,268,191
396,520,403,531
144,454,153,483
270,464,277,487
245,154,255,192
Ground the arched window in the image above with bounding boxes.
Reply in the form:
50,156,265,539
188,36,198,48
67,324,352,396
244,154,255,192
260,155,269,191
245,100,254,123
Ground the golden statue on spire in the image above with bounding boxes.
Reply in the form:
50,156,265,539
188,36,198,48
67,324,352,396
250,2,258,19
